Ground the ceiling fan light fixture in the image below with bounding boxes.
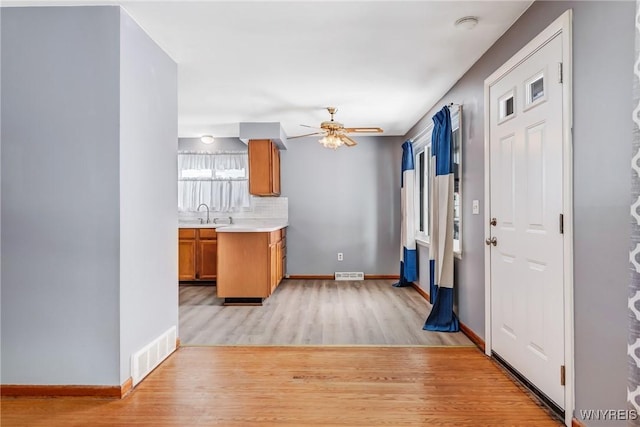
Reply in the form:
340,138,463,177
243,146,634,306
319,134,343,149
288,107,377,148
200,135,215,144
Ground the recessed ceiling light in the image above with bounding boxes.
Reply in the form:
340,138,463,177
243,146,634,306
455,16,479,30
200,135,215,144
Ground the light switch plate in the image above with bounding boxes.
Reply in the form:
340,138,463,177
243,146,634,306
472,200,480,215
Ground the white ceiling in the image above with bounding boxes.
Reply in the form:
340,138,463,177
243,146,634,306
5,1,532,138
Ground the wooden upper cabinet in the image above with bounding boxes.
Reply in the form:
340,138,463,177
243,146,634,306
271,142,281,195
249,139,280,196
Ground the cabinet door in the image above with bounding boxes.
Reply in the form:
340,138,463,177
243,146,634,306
198,239,217,280
178,239,197,281
276,240,283,282
271,142,281,195
281,235,286,280
249,139,281,196
249,139,272,196
269,243,278,294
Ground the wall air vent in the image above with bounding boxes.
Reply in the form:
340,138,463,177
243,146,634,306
334,272,365,281
131,326,177,386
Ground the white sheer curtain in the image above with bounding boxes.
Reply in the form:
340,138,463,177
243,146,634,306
177,152,250,212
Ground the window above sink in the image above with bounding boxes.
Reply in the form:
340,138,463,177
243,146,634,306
178,151,250,212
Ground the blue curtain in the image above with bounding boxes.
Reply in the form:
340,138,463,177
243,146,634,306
424,106,459,332
393,141,418,287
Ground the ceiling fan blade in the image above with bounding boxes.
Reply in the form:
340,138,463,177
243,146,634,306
340,134,358,147
344,127,383,133
288,132,324,139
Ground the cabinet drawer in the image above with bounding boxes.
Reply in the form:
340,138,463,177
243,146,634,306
179,228,196,239
199,228,217,240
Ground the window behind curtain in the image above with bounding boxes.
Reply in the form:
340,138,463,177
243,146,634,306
418,150,425,231
177,152,250,212
417,147,431,236
413,132,432,242
412,104,461,252
451,108,462,251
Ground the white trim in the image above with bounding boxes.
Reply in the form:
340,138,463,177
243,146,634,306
560,10,575,425
415,236,461,259
484,76,492,359
409,123,434,150
483,10,573,426
415,235,430,248
454,105,463,258
413,141,432,240
413,148,427,240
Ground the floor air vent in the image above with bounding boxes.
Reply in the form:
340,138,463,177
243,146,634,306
131,326,177,386
335,272,365,281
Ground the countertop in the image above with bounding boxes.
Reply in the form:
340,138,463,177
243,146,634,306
179,220,288,233
177,221,227,229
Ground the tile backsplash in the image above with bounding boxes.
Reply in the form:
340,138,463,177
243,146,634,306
179,196,288,222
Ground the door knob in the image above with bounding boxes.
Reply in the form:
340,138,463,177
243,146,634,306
485,237,497,246
490,218,497,226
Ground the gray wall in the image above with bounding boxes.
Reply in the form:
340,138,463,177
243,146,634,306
1,5,179,386
281,135,402,275
179,135,402,276
119,10,178,383
1,7,121,384
403,1,634,423
178,137,246,152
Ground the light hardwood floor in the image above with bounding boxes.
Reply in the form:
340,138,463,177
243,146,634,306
179,279,473,346
0,346,562,426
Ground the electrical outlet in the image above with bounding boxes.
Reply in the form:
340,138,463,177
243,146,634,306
337,253,343,261
472,200,480,215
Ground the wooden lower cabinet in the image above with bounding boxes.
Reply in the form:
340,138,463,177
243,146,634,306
178,239,197,281
198,239,217,280
178,228,217,282
217,227,286,303
281,236,286,280
269,242,279,294
280,229,286,280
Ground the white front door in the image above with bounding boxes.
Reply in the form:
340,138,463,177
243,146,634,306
488,33,565,408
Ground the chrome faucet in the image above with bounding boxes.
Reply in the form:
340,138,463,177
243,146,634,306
197,203,210,224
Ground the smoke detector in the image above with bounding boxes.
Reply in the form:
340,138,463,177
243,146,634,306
455,16,479,30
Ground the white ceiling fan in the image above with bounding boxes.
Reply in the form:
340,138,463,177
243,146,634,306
290,107,383,149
